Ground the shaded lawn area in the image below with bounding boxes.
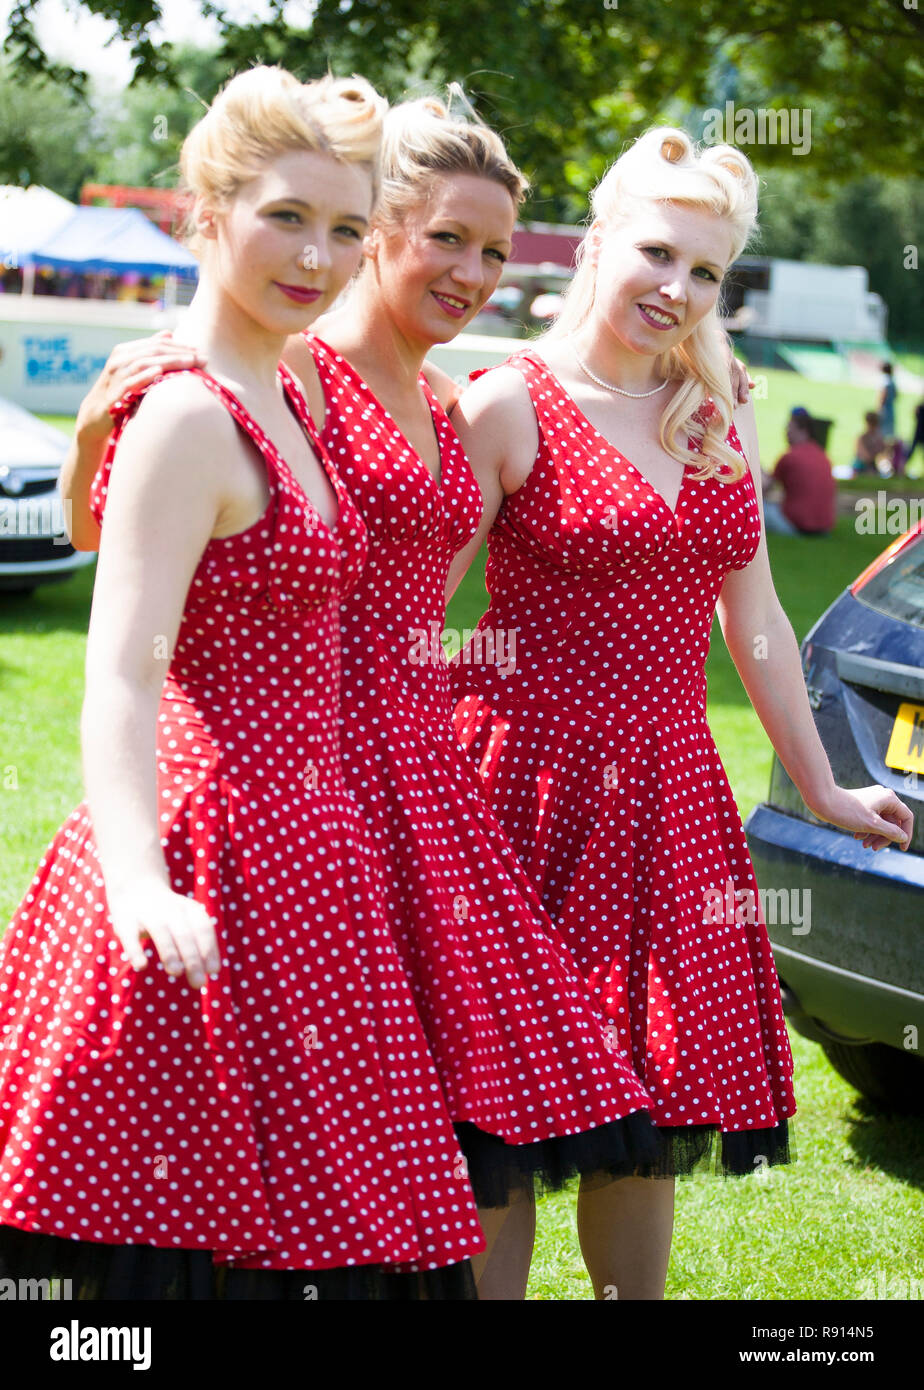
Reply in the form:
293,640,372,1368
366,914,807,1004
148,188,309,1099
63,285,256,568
1,412,921,1299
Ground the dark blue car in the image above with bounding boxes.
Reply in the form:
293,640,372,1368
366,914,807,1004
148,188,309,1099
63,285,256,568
745,520,924,1113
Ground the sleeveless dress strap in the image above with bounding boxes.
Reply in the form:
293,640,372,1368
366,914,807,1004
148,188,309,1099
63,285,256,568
416,371,462,489
90,363,367,604
308,331,457,496
91,365,285,529
469,350,565,445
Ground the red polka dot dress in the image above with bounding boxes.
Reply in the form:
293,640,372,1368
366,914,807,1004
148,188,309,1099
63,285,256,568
306,334,661,1204
0,364,484,1298
451,352,796,1176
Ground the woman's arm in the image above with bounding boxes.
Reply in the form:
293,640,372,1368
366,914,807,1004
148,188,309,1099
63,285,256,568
716,398,913,851
60,331,206,551
82,376,239,986
422,358,463,413
445,366,539,599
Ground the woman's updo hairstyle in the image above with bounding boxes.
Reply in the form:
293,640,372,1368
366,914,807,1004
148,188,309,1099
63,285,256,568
179,65,386,253
374,86,529,227
544,127,759,481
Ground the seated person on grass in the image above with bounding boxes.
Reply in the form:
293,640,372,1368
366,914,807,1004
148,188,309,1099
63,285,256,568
853,410,888,476
761,408,836,536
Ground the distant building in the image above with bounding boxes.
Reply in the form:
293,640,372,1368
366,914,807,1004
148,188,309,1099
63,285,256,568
720,257,887,344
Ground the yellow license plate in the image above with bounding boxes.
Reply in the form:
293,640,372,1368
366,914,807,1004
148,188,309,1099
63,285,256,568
884,701,924,774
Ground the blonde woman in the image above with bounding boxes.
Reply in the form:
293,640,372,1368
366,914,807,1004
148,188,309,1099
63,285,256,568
60,95,685,1302
448,129,913,1297
0,67,484,1300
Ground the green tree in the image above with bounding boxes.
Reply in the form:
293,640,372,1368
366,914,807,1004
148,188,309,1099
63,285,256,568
0,57,97,196
89,45,225,188
4,1,922,206
757,171,924,341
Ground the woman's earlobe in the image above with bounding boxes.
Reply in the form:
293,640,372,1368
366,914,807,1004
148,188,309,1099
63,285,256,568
586,222,603,267
192,196,219,241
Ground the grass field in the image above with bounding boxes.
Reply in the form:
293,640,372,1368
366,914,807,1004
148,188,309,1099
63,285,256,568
1,392,922,1300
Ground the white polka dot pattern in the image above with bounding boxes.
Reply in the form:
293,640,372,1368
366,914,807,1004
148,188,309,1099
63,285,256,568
307,334,658,1147
451,351,797,1137
0,364,485,1273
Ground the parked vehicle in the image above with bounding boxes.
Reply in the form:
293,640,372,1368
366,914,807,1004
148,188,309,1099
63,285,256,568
0,396,94,595
746,522,924,1113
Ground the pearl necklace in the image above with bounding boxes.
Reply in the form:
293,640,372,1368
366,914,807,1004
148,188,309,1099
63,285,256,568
571,342,670,398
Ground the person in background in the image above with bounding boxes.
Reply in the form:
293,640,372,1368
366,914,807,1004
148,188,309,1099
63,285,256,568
761,407,836,535
853,410,887,476
906,396,924,468
137,275,160,304
879,361,897,439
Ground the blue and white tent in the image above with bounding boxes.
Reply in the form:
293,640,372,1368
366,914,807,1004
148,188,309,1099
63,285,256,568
0,185,75,269
26,204,198,279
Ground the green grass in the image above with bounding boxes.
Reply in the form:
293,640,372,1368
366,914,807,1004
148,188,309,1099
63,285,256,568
40,414,79,434
892,344,924,381
526,1032,924,1301
0,562,96,922
2,404,922,1300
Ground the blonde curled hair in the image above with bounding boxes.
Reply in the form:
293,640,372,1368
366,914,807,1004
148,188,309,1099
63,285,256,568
544,127,759,481
179,65,387,253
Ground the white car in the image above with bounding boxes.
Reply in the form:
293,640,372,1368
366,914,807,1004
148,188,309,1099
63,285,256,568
0,396,95,594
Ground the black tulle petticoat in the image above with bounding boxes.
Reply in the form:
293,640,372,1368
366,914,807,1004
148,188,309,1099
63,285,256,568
0,1224,477,1301
456,1111,662,1208
652,1118,794,1179
456,1116,795,1207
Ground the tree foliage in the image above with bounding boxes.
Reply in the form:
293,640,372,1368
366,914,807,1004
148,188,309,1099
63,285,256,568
3,0,920,201
1,1,921,334
0,56,96,196
757,169,924,340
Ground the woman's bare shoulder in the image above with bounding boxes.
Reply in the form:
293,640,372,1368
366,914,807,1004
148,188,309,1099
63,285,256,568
112,372,244,490
421,358,461,411
455,361,535,423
